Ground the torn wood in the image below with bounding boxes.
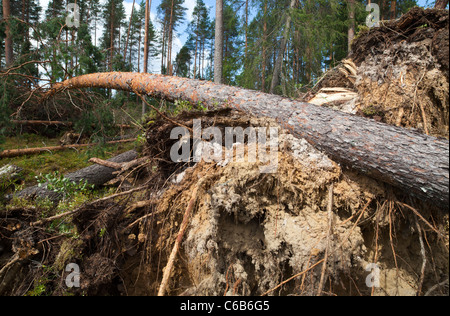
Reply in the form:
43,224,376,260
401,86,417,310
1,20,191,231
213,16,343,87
88,157,123,170
41,72,449,209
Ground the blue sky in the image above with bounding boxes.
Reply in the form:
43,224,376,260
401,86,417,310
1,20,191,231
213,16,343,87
37,0,436,73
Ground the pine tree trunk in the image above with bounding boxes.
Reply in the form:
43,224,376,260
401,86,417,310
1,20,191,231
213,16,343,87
270,0,296,94
3,0,14,68
261,0,267,92
435,0,448,9
390,0,396,19
348,0,356,53
167,0,175,76
143,0,151,116
245,0,248,59
194,14,199,79
143,0,151,73
110,3,114,71
12,150,138,202
214,0,223,84
124,0,136,62
43,72,450,209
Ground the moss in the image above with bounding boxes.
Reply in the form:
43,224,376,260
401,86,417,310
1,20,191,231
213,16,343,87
1,133,136,185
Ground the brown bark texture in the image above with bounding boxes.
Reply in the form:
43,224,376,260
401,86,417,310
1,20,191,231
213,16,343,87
42,72,449,209
2,0,14,68
435,0,448,9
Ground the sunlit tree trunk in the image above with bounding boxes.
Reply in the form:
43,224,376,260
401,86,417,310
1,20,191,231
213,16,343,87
435,0,448,9
214,0,223,84
3,0,14,68
43,72,450,210
348,0,356,52
270,0,296,94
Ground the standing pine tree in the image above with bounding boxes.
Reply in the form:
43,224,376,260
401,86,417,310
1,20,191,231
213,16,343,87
188,0,209,79
174,44,191,77
157,0,186,75
138,0,158,72
100,0,126,72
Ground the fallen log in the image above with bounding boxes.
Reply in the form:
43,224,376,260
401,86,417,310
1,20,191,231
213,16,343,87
11,120,133,129
8,150,138,202
11,120,73,126
42,72,449,209
0,138,136,159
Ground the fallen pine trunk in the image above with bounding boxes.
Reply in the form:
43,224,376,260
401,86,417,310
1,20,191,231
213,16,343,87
11,120,133,129
0,138,136,159
42,72,449,209
8,150,138,202
11,120,73,126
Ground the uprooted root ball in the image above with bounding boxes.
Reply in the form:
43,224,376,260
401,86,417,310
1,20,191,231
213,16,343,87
1,109,448,296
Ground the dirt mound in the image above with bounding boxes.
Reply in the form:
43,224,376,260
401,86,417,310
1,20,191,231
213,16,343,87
2,108,447,296
307,7,449,138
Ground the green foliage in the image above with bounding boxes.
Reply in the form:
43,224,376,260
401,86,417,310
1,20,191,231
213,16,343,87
26,282,48,296
35,171,94,201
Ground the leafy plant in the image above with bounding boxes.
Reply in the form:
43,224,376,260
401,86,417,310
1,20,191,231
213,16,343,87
35,171,94,200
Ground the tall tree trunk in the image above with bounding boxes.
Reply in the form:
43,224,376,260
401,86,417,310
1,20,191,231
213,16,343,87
167,0,175,76
3,0,14,68
124,0,136,63
143,0,151,116
390,0,396,19
261,0,268,92
348,0,356,53
161,21,167,74
143,0,151,73
214,0,223,84
43,72,450,210
138,21,142,73
270,0,296,94
434,0,448,9
244,0,248,59
194,34,198,79
110,3,115,72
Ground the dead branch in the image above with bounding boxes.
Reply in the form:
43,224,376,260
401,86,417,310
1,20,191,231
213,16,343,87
157,176,204,296
317,183,334,296
0,139,136,159
415,215,427,296
88,157,123,170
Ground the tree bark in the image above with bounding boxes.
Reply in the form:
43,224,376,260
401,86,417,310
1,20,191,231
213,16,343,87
143,0,151,73
10,150,138,202
261,0,268,92
42,72,450,209
270,0,296,94
348,0,356,53
2,0,14,68
214,0,223,84
124,0,136,62
142,0,151,116
435,0,448,9
167,0,174,76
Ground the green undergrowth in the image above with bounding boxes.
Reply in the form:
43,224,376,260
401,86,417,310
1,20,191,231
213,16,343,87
1,133,136,185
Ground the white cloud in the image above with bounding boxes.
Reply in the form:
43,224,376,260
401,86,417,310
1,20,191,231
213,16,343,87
184,0,196,22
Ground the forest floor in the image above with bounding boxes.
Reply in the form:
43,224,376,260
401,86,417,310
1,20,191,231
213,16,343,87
0,7,448,296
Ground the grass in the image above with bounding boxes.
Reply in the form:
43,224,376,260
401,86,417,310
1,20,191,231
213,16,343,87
1,133,137,185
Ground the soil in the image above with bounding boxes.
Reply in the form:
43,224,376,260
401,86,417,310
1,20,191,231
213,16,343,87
308,7,449,138
0,108,448,296
0,7,448,297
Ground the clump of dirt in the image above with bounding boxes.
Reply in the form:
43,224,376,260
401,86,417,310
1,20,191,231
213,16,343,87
0,109,448,296
307,7,449,138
